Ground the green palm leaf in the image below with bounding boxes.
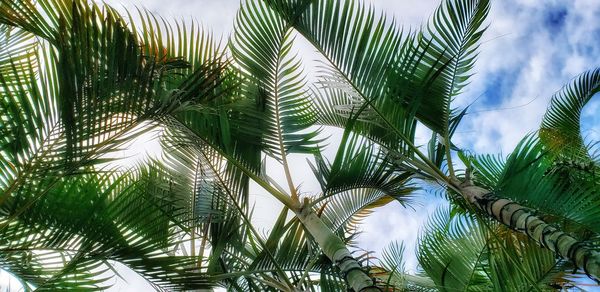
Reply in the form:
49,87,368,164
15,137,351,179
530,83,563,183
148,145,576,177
417,207,489,291
540,68,600,160
0,169,213,290
231,0,320,157
311,130,414,199
389,0,489,135
0,0,232,226
265,0,488,142
486,232,572,292
376,241,437,291
270,0,413,151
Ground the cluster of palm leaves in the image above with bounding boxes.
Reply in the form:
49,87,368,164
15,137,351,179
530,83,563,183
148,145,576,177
1,0,599,291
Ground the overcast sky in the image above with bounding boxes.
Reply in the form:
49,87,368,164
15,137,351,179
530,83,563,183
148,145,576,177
3,0,600,291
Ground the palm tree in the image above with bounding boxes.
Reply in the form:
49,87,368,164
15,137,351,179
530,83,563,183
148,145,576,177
2,0,600,291
255,1,600,288
254,0,600,287
0,0,399,290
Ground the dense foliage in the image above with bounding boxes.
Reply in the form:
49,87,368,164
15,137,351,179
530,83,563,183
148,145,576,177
0,0,599,291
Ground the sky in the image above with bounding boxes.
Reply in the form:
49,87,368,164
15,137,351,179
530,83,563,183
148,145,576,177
3,0,600,291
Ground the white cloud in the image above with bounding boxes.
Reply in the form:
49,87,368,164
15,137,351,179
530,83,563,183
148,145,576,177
454,0,600,154
102,0,239,37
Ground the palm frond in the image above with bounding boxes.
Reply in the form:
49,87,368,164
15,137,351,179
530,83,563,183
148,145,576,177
245,207,367,291
307,124,414,238
312,65,418,154
0,167,214,290
0,0,233,227
277,0,416,153
540,68,600,160
428,107,468,168
311,124,414,199
266,0,488,143
417,207,489,291
1,0,230,165
0,38,63,209
389,0,489,135
418,207,575,291
374,241,437,291
231,0,321,158
486,230,574,292
318,188,394,239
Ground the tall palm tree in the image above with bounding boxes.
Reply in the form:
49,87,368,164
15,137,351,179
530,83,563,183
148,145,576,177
255,0,600,287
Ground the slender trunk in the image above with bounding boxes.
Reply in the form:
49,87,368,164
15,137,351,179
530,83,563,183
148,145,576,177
296,206,381,291
456,179,600,279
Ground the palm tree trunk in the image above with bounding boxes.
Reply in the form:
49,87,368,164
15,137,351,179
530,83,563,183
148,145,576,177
296,207,381,291
456,179,600,279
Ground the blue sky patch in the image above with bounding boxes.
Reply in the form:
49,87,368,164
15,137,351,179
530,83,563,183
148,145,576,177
543,6,568,34
482,71,517,106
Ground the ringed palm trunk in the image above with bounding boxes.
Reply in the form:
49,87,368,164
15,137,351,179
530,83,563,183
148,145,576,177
296,206,381,291
455,179,600,279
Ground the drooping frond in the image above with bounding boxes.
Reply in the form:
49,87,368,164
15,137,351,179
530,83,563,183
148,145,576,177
317,188,395,240
133,9,222,78
486,230,574,292
0,168,215,290
0,0,233,224
0,0,230,167
311,130,413,199
417,207,489,291
0,27,51,187
540,68,600,159
308,125,414,238
0,38,65,217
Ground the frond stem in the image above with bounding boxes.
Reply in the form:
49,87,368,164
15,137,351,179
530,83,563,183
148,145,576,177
273,28,298,203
